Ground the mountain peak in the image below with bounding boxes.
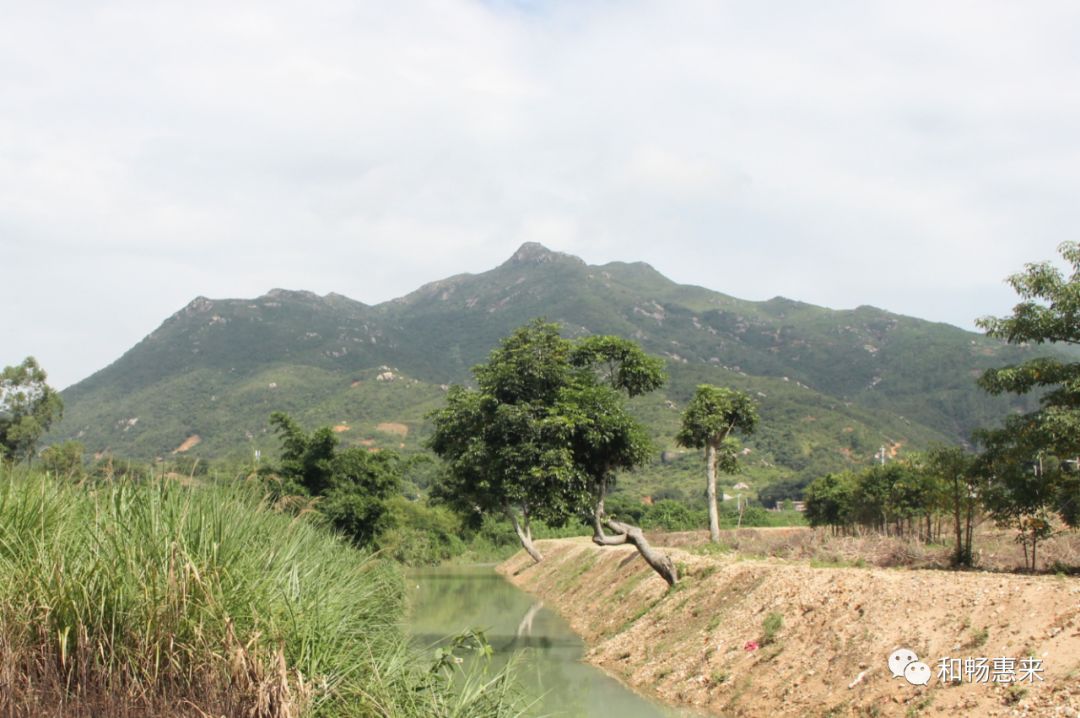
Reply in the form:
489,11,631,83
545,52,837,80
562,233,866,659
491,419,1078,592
263,288,320,301
503,242,585,267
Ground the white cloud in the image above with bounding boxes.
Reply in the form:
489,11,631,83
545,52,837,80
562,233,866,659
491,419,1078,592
2,0,1078,387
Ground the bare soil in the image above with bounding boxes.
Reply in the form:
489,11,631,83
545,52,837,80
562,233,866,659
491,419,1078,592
498,534,1080,717
171,434,201,453
375,422,409,437
652,526,1080,574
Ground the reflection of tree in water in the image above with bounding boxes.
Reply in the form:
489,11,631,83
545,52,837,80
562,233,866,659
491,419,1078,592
409,567,681,718
409,570,521,631
516,600,542,639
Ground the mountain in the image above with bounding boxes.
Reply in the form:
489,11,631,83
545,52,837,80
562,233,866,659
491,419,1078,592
53,243,1045,497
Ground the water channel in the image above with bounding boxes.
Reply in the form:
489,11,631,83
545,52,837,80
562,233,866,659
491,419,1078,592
408,565,698,717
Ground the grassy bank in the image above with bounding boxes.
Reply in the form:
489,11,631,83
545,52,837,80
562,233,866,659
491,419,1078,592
0,468,523,717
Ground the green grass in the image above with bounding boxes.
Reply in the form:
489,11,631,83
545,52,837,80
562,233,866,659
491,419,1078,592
965,626,989,649
761,612,784,645
0,467,525,717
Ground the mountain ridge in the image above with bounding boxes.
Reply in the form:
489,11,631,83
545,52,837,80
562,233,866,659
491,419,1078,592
53,243,1045,496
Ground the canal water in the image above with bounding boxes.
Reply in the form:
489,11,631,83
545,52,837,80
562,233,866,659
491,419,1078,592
408,565,697,717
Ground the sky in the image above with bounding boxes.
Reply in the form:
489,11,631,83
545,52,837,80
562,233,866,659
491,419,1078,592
3,1,1079,389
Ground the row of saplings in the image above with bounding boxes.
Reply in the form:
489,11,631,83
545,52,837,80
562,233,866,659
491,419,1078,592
426,319,758,586
803,447,1080,571
801,242,1080,573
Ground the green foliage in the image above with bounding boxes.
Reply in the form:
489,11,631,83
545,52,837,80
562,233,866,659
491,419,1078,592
560,383,655,497
53,244,1048,486
639,499,701,531
804,460,949,539
804,472,858,531
378,496,467,566
761,612,784,645
677,384,758,539
976,241,1080,527
923,445,980,566
676,385,758,450
973,242,1080,567
569,335,666,397
429,321,588,529
0,467,525,717
428,319,664,551
0,357,63,464
268,411,401,548
39,440,84,478
977,241,1080,353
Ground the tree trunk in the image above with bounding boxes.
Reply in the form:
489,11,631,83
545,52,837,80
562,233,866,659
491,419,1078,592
506,507,543,563
592,476,608,540
706,441,720,543
952,478,964,564
1019,518,1029,571
593,519,678,586
964,500,975,565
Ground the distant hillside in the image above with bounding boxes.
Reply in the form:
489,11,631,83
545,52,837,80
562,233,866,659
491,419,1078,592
53,243,1045,498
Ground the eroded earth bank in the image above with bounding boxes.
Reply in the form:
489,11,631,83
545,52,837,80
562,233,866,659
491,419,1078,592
498,537,1080,717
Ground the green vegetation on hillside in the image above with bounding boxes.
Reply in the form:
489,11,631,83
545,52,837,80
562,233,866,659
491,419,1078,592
802,243,1080,572
49,243,1053,510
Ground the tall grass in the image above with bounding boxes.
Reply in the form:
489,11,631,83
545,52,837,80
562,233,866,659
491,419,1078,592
0,467,525,717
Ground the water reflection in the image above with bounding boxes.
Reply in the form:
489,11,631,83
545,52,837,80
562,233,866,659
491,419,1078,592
408,565,696,718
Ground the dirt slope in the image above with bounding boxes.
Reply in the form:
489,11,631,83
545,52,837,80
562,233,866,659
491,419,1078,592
498,537,1080,717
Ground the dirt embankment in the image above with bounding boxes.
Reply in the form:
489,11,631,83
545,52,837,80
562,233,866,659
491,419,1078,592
498,537,1080,717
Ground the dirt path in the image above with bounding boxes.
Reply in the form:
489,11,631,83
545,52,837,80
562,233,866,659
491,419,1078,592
498,537,1080,717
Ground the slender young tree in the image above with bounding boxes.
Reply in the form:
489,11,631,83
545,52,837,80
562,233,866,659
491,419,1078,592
676,385,758,543
923,446,979,566
568,335,665,539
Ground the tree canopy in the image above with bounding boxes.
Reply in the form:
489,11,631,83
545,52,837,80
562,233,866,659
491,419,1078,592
676,384,758,542
972,242,1080,568
428,321,589,562
427,319,667,567
268,411,401,547
0,357,64,464
977,240,1080,461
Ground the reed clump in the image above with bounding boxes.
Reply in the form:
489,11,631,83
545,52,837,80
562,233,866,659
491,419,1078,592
0,468,523,718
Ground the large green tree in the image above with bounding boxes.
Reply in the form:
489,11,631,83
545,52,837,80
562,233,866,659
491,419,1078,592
428,320,678,582
975,241,1080,567
0,357,64,464
428,321,589,563
676,385,758,543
